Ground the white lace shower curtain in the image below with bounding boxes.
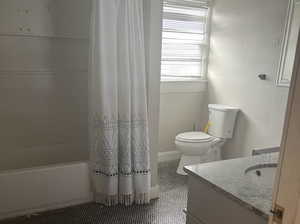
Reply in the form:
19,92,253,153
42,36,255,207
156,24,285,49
89,0,151,206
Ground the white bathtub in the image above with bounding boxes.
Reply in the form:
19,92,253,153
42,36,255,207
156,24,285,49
0,161,159,220
0,162,92,220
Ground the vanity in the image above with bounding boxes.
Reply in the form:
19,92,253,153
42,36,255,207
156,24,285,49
183,153,278,224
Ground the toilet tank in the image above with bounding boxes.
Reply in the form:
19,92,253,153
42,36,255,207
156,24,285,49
208,104,239,139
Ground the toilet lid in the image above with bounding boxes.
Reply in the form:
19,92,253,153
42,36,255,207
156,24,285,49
176,132,213,143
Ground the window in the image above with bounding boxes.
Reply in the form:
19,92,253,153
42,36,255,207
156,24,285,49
161,0,210,81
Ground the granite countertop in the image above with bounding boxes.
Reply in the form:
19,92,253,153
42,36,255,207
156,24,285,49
184,152,279,220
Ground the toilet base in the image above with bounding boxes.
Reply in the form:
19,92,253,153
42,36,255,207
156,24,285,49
176,149,221,175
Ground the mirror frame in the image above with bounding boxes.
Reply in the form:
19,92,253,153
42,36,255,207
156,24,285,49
277,0,299,87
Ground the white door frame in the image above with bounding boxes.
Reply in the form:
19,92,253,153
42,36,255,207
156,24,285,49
269,30,300,224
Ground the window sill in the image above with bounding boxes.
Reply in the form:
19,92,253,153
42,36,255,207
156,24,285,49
160,79,208,94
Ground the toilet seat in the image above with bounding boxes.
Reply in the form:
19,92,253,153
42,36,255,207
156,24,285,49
175,132,214,143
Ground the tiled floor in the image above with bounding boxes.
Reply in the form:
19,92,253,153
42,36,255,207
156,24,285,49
0,160,188,224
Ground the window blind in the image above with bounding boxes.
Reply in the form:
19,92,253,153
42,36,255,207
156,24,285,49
161,0,210,80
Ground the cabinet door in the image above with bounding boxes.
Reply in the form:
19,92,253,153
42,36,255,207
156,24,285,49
187,176,266,224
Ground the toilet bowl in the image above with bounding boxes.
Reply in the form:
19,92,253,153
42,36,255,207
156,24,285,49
175,132,225,175
176,104,239,175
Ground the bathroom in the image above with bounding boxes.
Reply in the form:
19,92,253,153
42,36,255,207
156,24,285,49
0,0,299,224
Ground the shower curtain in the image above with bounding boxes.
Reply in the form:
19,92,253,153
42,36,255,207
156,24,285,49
89,0,151,206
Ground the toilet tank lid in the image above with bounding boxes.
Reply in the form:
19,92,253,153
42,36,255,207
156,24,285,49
208,104,239,112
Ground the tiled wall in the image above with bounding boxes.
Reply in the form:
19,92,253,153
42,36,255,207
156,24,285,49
0,0,91,171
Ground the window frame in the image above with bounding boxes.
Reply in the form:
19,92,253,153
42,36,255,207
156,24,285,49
160,0,212,82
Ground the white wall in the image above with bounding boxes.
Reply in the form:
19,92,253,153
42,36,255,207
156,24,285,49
159,82,208,152
208,0,290,158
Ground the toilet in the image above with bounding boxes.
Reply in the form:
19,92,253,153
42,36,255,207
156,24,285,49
176,104,239,175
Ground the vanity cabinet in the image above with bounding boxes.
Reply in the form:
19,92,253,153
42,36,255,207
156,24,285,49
185,176,267,224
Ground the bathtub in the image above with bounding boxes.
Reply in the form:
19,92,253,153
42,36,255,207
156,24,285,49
0,162,92,220
0,161,159,220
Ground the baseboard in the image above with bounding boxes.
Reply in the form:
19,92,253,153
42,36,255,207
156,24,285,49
0,162,160,221
158,150,181,163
